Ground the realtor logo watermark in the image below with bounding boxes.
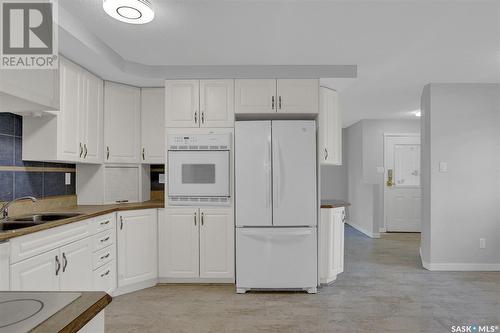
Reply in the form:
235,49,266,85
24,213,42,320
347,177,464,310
1,0,58,69
451,325,499,333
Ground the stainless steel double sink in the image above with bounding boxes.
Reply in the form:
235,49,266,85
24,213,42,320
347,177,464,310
0,213,83,231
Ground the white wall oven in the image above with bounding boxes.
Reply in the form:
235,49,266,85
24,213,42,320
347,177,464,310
167,134,231,206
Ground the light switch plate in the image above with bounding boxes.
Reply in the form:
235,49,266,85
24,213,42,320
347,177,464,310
439,162,448,172
65,173,71,185
159,174,165,184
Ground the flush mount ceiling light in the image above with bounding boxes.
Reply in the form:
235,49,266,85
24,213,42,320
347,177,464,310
103,0,155,24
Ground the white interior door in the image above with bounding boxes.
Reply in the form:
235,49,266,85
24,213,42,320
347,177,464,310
384,134,421,232
235,121,272,227
272,121,317,227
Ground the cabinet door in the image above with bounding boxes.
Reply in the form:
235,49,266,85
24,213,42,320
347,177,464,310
117,209,157,287
104,82,141,163
319,87,341,165
59,58,82,162
333,208,345,276
235,79,276,114
276,79,318,114
199,209,234,279
60,237,93,291
82,71,103,163
10,249,60,291
165,80,199,128
200,80,234,127
141,88,165,163
160,208,199,278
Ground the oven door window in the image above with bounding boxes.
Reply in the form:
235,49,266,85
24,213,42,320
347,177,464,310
168,150,230,197
182,164,216,184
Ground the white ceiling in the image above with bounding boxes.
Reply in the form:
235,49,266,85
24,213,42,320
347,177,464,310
59,0,500,127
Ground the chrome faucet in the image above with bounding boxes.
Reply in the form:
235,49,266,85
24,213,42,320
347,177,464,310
0,196,38,220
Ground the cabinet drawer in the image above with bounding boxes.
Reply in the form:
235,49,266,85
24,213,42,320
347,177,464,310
93,244,115,270
92,214,115,234
10,219,91,264
93,260,116,294
93,230,114,252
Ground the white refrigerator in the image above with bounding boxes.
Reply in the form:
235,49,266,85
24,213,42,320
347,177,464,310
235,120,317,293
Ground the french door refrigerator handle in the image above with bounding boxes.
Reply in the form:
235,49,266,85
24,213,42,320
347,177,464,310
266,136,272,208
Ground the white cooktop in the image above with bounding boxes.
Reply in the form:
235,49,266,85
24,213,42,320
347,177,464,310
0,292,81,333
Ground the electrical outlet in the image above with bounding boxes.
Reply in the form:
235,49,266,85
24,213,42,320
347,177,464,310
479,238,486,249
65,173,71,185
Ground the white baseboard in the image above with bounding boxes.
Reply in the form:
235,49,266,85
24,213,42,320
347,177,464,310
112,278,158,297
346,221,380,238
158,277,235,284
422,262,500,271
379,227,387,233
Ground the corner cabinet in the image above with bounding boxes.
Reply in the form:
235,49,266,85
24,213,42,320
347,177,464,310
117,209,158,289
318,87,342,165
319,207,345,284
159,207,234,281
165,80,234,128
104,82,141,164
235,79,318,114
22,57,103,164
141,88,165,164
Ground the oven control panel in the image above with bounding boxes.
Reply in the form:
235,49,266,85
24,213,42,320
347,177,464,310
167,134,231,150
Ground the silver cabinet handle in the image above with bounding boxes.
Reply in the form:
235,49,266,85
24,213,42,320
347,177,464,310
55,255,60,276
62,252,68,272
325,148,329,160
79,143,83,158
100,270,110,278
271,96,275,110
194,211,197,226
100,220,110,226
106,146,110,160
194,111,198,124
116,200,129,203
120,216,123,230
279,96,282,109
83,144,88,158
201,111,205,124
201,212,204,226
100,236,110,242
142,147,145,160
100,253,110,260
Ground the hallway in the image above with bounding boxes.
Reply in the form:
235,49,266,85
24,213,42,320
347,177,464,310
105,226,500,333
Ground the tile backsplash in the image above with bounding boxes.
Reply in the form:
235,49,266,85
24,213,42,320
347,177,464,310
0,113,76,202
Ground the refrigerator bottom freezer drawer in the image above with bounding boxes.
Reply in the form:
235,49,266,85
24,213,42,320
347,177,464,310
236,227,317,290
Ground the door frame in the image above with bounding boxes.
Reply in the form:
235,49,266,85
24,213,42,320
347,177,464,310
382,133,421,232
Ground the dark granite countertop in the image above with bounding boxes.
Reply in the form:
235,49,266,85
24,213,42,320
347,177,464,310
320,199,350,209
0,201,164,241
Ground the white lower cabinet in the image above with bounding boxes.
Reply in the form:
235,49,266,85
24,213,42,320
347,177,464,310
160,207,234,281
319,207,345,284
10,249,60,291
9,214,117,293
60,237,94,291
117,209,158,288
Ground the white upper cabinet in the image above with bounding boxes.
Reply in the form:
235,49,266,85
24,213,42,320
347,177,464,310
235,79,318,114
81,71,103,163
141,88,165,164
318,87,342,165
277,79,318,114
104,82,141,163
235,79,276,114
59,58,82,161
22,57,103,164
199,208,234,279
199,80,234,127
165,80,199,127
165,80,234,128
117,209,158,288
